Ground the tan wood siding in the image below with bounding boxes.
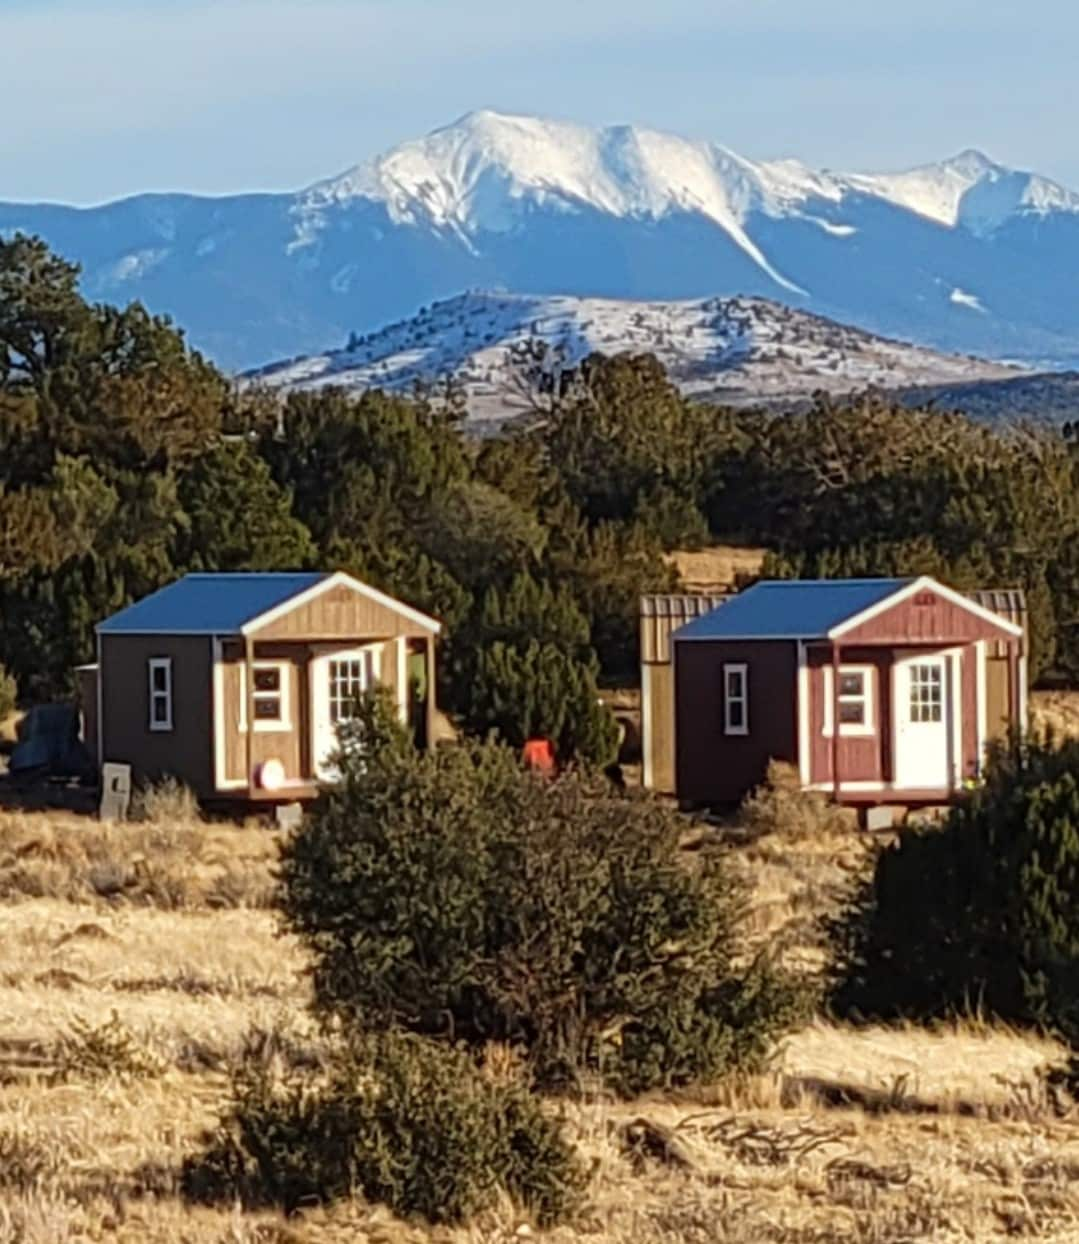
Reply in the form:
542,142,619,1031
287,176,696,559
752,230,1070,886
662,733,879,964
984,656,1012,742
219,644,306,788
100,634,214,797
250,584,433,641
643,663,676,794
217,639,404,790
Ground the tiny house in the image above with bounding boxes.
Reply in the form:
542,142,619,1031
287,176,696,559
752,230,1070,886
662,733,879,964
88,572,440,801
670,576,1026,808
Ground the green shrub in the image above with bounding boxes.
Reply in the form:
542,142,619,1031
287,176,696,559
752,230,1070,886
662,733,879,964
279,696,803,1095
182,1030,585,1226
832,736,1079,1039
467,639,619,766
0,663,16,722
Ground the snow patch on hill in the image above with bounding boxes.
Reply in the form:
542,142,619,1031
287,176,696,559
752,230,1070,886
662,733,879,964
249,291,1019,423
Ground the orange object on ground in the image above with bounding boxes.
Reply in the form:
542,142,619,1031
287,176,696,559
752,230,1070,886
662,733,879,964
522,737,556,775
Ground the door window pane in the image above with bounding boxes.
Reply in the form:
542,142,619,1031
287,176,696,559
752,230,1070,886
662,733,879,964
909,664,943,723
329,652,378,724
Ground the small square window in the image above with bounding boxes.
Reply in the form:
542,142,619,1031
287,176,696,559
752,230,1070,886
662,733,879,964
824,665,874,736
254,668,280,694
839,671,864,697
254,697,282,721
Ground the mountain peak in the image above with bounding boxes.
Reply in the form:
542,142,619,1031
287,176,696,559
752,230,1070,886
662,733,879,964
942,148,997,176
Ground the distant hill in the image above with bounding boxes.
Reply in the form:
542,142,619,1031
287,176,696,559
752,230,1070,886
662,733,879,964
4,110,1079,371
247,291,1017,425
895,371,1079,424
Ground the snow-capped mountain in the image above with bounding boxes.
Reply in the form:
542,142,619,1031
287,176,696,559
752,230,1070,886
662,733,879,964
3,110,1079,371
248,291,1018,423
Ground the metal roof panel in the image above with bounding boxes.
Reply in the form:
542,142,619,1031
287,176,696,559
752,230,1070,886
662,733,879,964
672,578,913,641
97,573,329,635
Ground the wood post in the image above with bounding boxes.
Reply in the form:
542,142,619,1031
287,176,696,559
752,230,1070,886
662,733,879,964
831,643,841,803
244,635,255,791
424,636,437,751
1006,639,1019,737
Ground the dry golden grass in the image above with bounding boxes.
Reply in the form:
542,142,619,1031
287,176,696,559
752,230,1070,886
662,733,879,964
0,803,1076,1242
666,544,768,592
1031,690,1079,741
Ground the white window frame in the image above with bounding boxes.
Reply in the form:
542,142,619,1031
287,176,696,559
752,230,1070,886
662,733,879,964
823,664,875,738
238,661,292,733
722,663,749,736
148,657,173,733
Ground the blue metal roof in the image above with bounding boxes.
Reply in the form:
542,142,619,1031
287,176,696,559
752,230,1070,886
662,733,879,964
673,578,914,641
97,573,328,635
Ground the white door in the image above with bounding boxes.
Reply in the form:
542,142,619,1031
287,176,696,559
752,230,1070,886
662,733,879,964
310,647,379,780
894,655,951,789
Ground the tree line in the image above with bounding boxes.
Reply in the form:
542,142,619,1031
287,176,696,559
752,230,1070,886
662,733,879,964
2,233,1078,760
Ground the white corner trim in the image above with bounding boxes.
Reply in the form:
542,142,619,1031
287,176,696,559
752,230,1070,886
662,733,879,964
796,642,810,785
642,664,654,790
243,570,441,637
974,639,987,775
828,575,1024,641
396,636,408,723
1019,651,1029,733
822,663,877,738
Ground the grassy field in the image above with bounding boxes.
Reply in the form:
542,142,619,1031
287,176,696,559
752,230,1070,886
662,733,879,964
0,804,1076,1243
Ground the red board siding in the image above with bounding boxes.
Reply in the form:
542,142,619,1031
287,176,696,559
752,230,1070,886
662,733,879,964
674,639,797,805
807,647,890,784
837,586,1018,646
809,640,985,790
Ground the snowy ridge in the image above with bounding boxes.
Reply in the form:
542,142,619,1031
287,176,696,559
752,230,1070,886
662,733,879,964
301,112,1079,240
248,291,1019,423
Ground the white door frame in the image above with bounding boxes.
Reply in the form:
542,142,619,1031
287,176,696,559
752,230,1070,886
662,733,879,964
309,643,383,781
891,648,962,791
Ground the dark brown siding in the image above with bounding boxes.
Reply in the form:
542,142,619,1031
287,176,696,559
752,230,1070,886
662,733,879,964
674,640,797,805
100,634,214,796
807,647,890,784
251,583,433,641
838,586,1018,645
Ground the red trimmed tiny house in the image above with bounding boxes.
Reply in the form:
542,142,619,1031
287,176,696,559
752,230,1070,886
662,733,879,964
671,576,1026,810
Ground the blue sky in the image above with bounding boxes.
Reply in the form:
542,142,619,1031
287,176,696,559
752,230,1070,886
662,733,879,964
2,0,1078,204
